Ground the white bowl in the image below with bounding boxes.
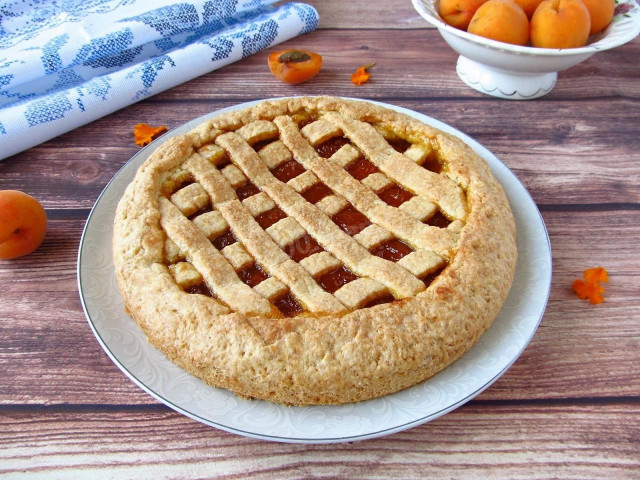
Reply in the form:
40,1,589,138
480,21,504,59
412,0,640,99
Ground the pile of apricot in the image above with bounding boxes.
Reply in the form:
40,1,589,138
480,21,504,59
439,0,615,48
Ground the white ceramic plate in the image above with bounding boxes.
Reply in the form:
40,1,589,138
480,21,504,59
78,99,552,444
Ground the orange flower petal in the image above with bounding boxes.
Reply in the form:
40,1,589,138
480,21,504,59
351,67,370,86
583,266,608,285
134,123,168,147
572,279,605,304
351,63,375,86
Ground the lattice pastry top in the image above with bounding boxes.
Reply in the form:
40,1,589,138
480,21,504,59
113,97,517,405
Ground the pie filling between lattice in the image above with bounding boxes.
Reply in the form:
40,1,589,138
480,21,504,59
113,97,517,405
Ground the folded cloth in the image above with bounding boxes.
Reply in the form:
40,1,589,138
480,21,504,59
0,0,318,160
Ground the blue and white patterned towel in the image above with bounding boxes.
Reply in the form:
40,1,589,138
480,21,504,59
0,0,318,160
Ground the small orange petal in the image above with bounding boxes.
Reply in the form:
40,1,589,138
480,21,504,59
351,63,375,86
351,68,370,85
134,123,167,147
583,266,608,285
572,279,605,304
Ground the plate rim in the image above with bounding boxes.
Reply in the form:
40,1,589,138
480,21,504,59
77,97,552,443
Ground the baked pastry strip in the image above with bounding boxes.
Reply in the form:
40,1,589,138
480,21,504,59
158,197,274,316
215,132,425,298
275,115,456,259
184,153,347,315
217,201,347,314
322,112,468,220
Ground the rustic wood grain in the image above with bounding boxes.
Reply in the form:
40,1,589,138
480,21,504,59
291,0,432,30
1,404,639,479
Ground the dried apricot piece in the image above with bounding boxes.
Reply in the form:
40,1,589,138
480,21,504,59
268,49,322,85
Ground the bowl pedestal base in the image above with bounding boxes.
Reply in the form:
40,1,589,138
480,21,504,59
456,56,557,100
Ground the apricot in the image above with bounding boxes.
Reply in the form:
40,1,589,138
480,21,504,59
268,49,322,85
531,0,591,48
439,0,488,30
512,0,544,17
0,190,47,260
467,0,530,46
580,0,615,35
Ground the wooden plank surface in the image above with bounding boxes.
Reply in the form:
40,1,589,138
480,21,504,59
1,404,639,479
282,0,432,30
1,0,639,476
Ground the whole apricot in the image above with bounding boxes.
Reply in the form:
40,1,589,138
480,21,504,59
439,0,488,30
0,190,47,260
512,0,544,17
468,0,530,46
530,0,591,48
580,0,615,35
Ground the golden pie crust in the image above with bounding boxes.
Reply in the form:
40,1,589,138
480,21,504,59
113,97,517,405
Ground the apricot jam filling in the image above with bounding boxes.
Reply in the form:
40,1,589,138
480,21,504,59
251,138,277,152
296,112,318,130
185,283,213,297
235,181,260,201
332,205,371,236
377,184,414,207
346,157,379,181
425,210,451,228
301,182,332,204
187,203,214,220
361,293,395,309
284,233,324,262
420,264,447,287
255,207,287,229
271,159,306,182
421,154,443,174
315,265,358,294
370,239,413,262
212,229,237,250
273,292,303,317
238,263,269,288
388,138,411,153
315,136,350,158
216,152,232,170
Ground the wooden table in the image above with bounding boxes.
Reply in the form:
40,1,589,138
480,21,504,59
2,1,639,477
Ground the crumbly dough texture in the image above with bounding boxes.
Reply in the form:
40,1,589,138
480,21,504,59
113,97,517,405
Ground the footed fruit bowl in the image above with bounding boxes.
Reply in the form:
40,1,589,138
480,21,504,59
412,0,640,99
